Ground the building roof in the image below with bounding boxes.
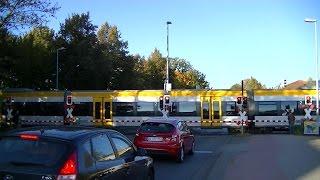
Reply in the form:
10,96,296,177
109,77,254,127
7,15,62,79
283,80,307,90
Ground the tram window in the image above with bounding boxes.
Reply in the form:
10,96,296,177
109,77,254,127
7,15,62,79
295,101,305,115
73,102,92,116
155,102,163,116
95,102,101,119
213,101,220,119
18,102,37,115
112,102,135,116
43,102,64,116
280,101,298,115
136,102,155,116
223,101,237,116
18,102,64,116
179,102,197,116
257,102,278,116
202,102,209,119
105,102,111,119
170,102,197,116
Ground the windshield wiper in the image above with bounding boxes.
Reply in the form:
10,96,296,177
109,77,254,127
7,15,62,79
10,161,46,167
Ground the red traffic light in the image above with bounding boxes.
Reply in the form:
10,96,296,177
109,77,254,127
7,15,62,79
66,95,72,105
164,95,170,104
236,97,242,104
305,95,312,105
242,97,248,108
159,96,164,110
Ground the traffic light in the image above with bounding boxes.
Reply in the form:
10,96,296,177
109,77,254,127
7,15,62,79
305,95,312,105
66,95,72,105
236,97,242,105
242,97,248,108
159,96,164,110
164,95,170,105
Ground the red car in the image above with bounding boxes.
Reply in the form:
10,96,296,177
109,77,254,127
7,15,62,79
134,118,195,162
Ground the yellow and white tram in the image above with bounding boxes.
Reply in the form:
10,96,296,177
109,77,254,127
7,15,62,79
0,89,316,130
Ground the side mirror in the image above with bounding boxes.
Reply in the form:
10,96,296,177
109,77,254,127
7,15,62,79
136,148,147,156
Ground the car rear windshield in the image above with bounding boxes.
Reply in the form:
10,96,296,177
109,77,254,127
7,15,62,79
140,122,175,133
0,136,69,167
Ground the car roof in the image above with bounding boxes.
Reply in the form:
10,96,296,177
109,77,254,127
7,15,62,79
144,117,181,125
2,126,119,141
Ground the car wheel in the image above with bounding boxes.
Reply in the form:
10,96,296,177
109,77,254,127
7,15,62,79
176,146,184,163
147,169,154,180
189,141,195,155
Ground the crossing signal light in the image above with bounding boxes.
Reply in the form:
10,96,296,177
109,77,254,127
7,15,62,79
242,97,248,108
305,95,312,105
159,96,164,110
164,95,170,105
236,97,242,105
66,95,72,105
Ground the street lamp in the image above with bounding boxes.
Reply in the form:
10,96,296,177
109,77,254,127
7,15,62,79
165,21,172,92
304,18,318,115
56,47,66,90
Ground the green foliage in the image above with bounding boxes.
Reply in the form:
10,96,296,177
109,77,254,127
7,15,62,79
230,77,266,90
0,0,59,31
0,13,209,90
15,27,55,89
171,58,209,89
0,29,18,89
143,49,166,89
57,13,114,90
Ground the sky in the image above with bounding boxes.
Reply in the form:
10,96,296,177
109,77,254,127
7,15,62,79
48,0,320,89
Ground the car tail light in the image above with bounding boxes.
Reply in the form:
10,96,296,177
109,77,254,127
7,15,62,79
20,134,39,141
58,152,77,180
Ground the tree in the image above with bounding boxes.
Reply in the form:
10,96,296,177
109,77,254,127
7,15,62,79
143,49,166,89
14,26,55,89
101,24,133,90
0,26,56,89
97,22,110,45
171,58,209,89
230,77,266,90
0,29,17,89
0,12,211,91
57,12,104,90
0,0,59,31
131,54,147,89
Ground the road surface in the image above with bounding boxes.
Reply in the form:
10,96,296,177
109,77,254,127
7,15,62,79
127,135,320,180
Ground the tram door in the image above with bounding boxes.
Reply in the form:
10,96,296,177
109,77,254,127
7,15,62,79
93,97,112,126
211,97,222,127
201,97,222,127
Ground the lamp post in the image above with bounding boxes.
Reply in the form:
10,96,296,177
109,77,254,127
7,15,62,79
165,21,172,89
56,47,66,90
305,18,318,116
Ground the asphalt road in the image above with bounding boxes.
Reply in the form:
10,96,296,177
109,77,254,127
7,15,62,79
128,134,320,180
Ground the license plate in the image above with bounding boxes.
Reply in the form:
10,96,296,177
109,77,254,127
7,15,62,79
147,137,163,142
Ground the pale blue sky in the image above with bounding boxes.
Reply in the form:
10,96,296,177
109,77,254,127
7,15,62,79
49,0,320,89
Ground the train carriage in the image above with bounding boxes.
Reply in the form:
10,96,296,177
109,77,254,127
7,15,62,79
0,89,316,131
252,90,316,131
